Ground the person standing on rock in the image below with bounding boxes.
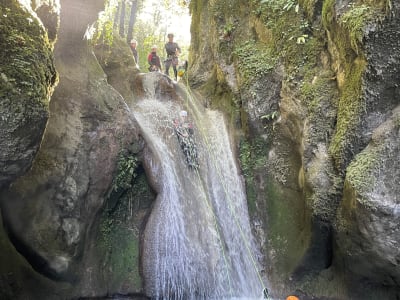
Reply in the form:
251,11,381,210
129,39,139,67
164,33,181,81
147,45,162,72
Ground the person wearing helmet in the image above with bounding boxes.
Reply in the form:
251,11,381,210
129,39,139,66
174,110,192,136
147,45,162,72
177,60,188,80
173,110,198,169
164,33,181,80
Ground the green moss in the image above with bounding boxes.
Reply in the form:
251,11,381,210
189,0,204,51
249,0,324,78
239,137,269,215
210,0,241,19
98,198,143,290
233,40,276,85
321,0,335,29
345,144,383,196
298,0,318,19
98,214,142,289
320,0,390,172
108,226,141,288
200,67,241,125
329,58,366,169
0,2,56,119
97,164,154,291
339,4,373,54
238,134,306,274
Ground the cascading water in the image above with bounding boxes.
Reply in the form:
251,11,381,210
134,74,265,299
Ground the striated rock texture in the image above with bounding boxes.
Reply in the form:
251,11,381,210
189,0,399,298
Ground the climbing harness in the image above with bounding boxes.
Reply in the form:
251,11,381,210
174,124,199,169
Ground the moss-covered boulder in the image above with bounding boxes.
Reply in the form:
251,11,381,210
0,0,151,298
336,107,400,285
0,0,57,188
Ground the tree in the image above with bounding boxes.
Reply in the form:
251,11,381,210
119,0,126,37
127,0,138,43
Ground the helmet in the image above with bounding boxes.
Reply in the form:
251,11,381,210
130,39,137,44
286,296,299,300
177,69,185,77
179,110,187,117
151,45,157,50
167,33,174,38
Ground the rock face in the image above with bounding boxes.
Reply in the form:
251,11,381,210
189,0,400,298
337,107,400,285
0,0,151,298
0,0,57,189
0,0,399,299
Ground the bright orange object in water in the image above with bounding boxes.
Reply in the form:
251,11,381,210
286,296,299,300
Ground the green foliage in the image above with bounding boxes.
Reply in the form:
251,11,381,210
233,40,276,84
250,0,324,78
110,151,138,194
261,111,279,122
223,22,235,38
91,3,117,46
339,4,373,54
239,140,253,179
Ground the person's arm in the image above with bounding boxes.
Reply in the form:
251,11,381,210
176,43,181,53
147,53,152,64
188,123,194,135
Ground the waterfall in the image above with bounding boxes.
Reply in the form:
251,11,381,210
133,78,265,299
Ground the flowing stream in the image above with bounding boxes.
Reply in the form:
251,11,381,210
133,76,265,299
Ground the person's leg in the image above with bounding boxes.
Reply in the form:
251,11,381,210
173,66,178,80
165,59,171,76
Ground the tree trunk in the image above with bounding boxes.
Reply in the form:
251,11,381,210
126,0,137,43
113,2,120,31
119,0,126,37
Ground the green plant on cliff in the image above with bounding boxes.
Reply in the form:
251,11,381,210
261,111,279,122
252,0,323,77
222,21,235,39
111,151,138,194
339,4,373,54
233,40,276,85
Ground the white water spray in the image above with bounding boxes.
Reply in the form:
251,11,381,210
133,80,265,299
